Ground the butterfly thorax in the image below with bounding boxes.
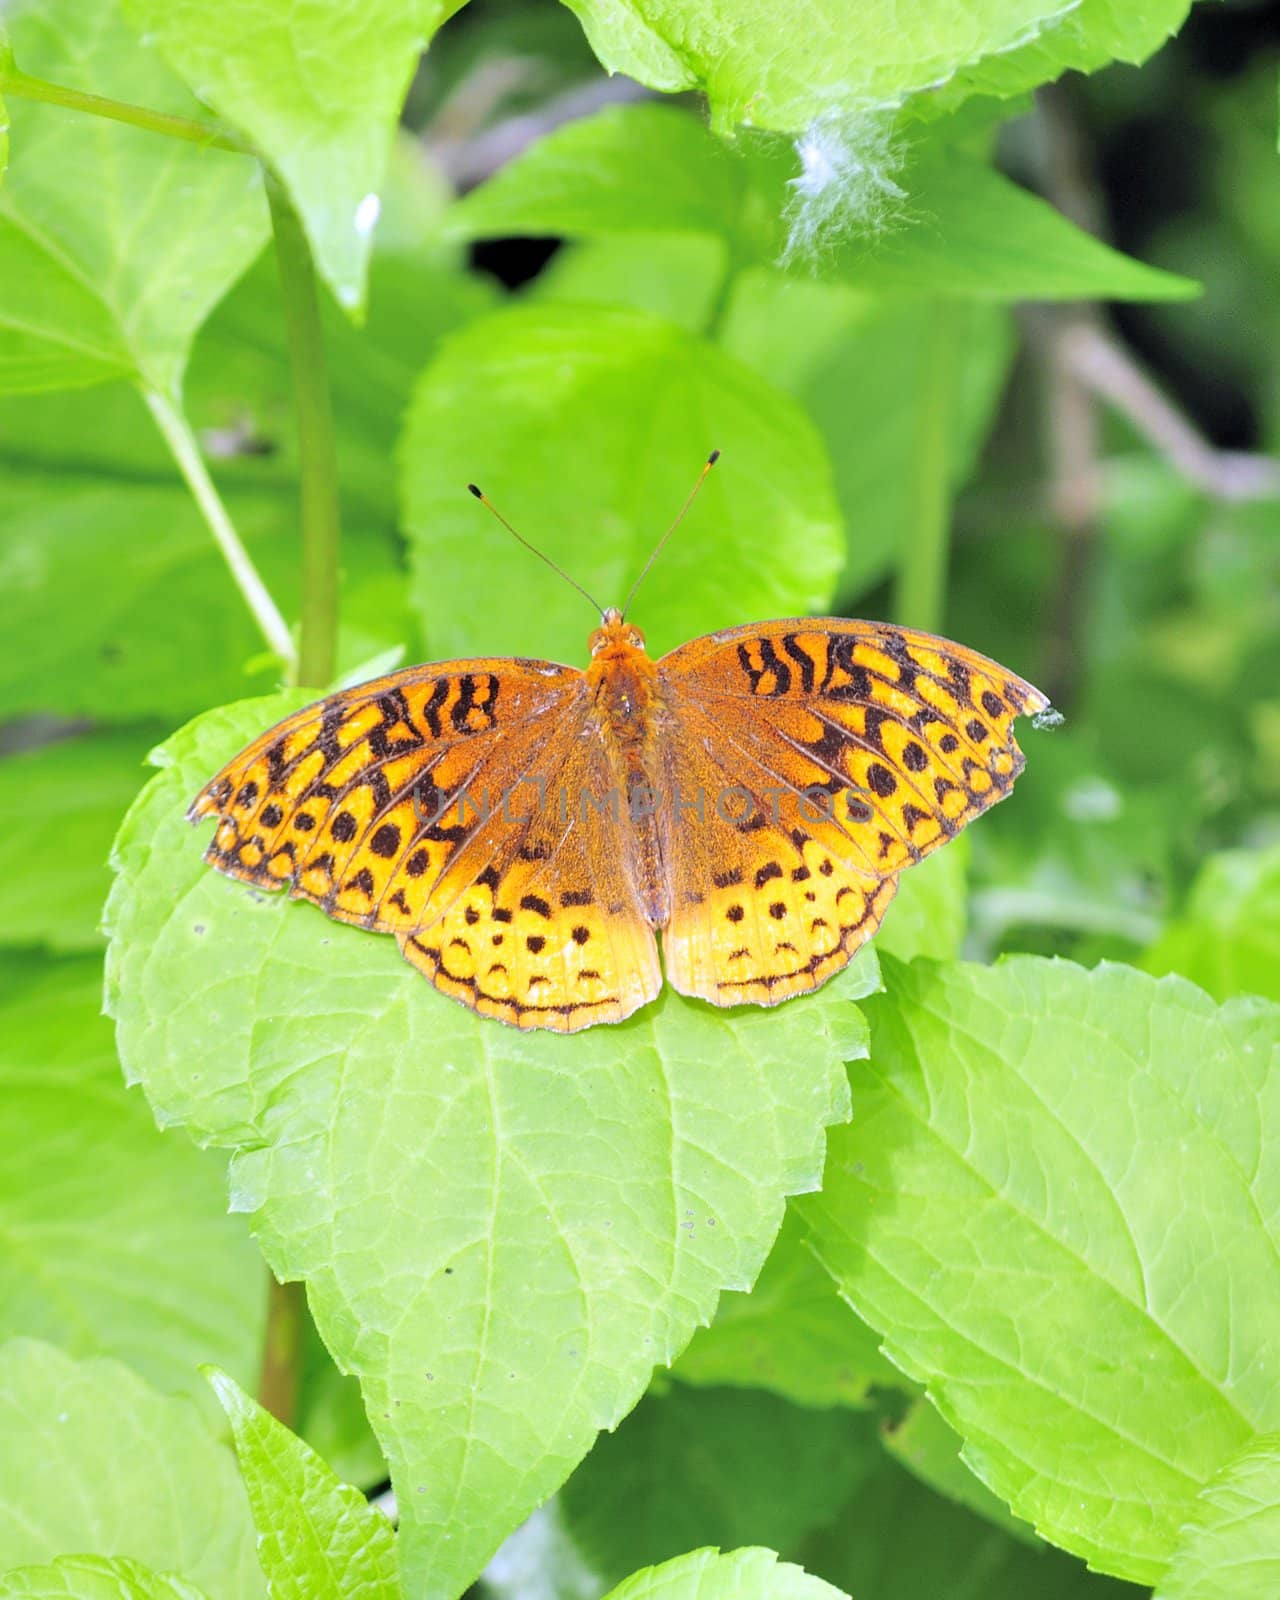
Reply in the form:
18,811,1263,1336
585,610,671,926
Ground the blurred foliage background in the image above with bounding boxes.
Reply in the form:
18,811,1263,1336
2,0,1279,1594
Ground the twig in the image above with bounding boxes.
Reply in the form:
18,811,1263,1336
1042,326,1102,708
1056,320,1280,502
428,72,652,188
1034,82,1106,711
145,389,297,674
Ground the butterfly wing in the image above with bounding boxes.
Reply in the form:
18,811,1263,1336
655,618,1050,1008
190,658,661,1031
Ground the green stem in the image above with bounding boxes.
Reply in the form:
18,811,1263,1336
1,67,247,153
892,300,964,634
267,178,341,689
145,389,297,672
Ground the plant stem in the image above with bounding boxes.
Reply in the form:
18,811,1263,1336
1,68,247,153
145,389,297,673
267,177,341,689
258,1277,307,1428
892,300,962,634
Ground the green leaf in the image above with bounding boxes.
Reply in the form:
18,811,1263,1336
800,957,1280,1584
940,0,1193,108
105,699,871,1599
803,1441,1142,1600
184,225,496,536
0,476,297,721
0,1340,263,1596
0,0,266,396
446,103,772,260
883,1396,1037,1546
720,275,1014,598
401,303,845,664
124,0,445,311
0,956,265,1399
1155,1434,1280,1600
206,1369,398,1600
557,0,1099,133
294,1321,387,1492
0,1555,208,1600
600,1548,848,1600
532,233,728,335
448,102,1196,303
0,728,163,949
549,1386,882,1590
863,835,970,966
830,145,1198,302
1143,845,1280,1004
673,1208,902,1407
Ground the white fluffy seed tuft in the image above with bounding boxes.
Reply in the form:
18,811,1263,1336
781,111,907,267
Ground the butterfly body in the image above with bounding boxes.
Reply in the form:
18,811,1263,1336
191,615,1050,1032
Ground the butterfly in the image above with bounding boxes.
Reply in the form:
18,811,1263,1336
189,602,1051,1033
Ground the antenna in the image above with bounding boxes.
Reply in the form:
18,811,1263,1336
621,450,720,620
466,483,605,618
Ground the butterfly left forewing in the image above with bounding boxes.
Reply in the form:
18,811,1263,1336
189,657,662,1031
656,618,1049,1008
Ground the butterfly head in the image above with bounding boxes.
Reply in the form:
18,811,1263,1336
589,608,648,659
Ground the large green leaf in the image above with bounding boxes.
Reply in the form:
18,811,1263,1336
0,476,298,721
882,1396,1037,1546
532,233,729,336
0,0,266,396
123,0,446,311
0,1555,208,1600
1155,1434,1280,1600
673,1207,901,1407
207,1370,398,1600
721,276,1014,599
182,233,496,536
803,1440,1142,1600
446,104,771,261
557,0,1087,133
105,699,871,1598
800,957,1280,1585
940,0,1192,107
601,1548,847,1600
1143,845,1280,1004
830,144,1197,301
449,103,1196,303
0,728,162,950
0,957,265,1398
0,1340,262,1597
401,302,845,664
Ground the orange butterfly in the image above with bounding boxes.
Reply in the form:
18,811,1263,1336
191,469,1052,1033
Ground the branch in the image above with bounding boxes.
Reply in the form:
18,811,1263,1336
427,70,652,188
1056,320,1280,502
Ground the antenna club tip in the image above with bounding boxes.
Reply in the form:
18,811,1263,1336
707,449,721,466
466,483,483,499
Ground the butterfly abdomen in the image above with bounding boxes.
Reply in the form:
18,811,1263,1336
585,633,674,926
